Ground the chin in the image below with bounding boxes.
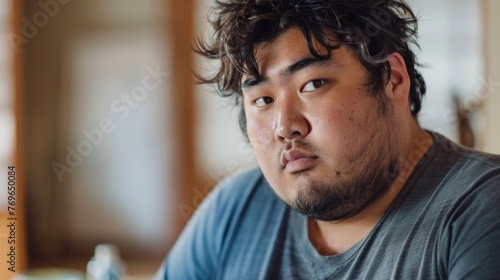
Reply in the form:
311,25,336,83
279,158,400,222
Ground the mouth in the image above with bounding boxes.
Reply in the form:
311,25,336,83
280,149,318,173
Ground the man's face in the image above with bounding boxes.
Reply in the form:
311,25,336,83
242,28,409,221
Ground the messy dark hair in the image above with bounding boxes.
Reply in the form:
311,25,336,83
195,0,426,138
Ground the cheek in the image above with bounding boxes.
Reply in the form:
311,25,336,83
247,117,277,174
310,101,372,159
245,111,276,154
313,104,356,138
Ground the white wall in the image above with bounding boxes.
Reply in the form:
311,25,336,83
483,0,500,154
410,0,484,143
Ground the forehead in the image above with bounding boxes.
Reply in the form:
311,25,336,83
254,28,328,76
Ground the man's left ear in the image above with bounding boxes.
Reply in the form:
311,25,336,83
386,53,410,106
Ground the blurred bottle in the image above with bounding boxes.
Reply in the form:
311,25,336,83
86,244,125,280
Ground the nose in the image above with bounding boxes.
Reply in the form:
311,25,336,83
274,101,311,143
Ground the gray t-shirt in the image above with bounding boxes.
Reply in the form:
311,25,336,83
159,132,500,279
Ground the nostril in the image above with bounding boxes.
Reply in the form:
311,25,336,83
274,110,311,141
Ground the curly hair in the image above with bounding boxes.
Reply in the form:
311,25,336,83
195,0,426,138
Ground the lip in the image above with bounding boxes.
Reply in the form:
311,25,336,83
281,149,318,173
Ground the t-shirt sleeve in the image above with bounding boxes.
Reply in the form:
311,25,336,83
155,185,224,280
442,171,500,279
154,169,263,280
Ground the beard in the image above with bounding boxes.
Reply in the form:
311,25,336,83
281,115,403,222
291,150,401,221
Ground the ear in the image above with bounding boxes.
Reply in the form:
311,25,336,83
385,53,411,108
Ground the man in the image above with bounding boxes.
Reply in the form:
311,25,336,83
157,0,500,279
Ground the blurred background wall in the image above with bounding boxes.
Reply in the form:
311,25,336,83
22,0,175,260
483,0,500,154
0,0,499,278
414,0,483,143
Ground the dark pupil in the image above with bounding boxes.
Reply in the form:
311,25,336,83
313,80,322,88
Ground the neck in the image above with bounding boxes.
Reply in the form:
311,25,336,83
308,121,433,256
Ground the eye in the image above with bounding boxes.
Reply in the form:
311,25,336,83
302,79,325,92
254,96,274,108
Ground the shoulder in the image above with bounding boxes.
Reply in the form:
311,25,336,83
160,167,279,279
423,132,500,193
434,134,500,221
199,167,277,220
192,166,274,236
431,131,500,170
214,167,269,203
427,132,500,227
426,133,500,278
209,166,284,236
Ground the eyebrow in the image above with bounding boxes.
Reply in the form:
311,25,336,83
286,55,330,75
241,55,334,90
